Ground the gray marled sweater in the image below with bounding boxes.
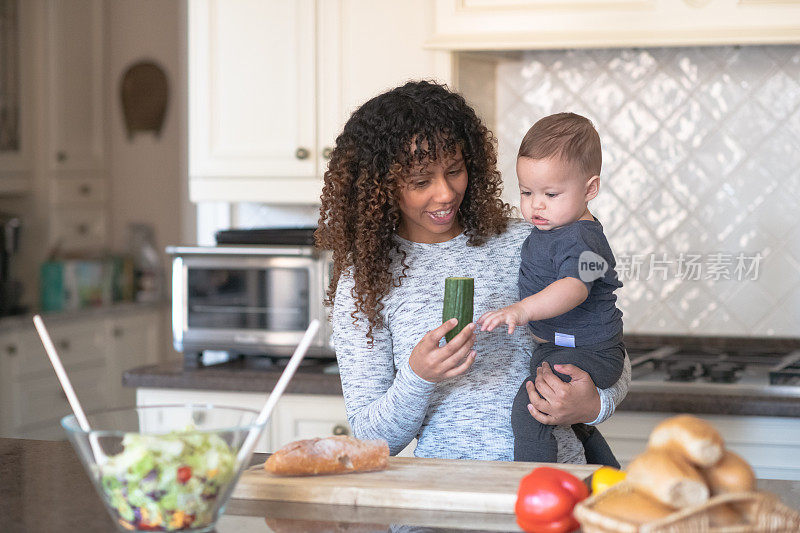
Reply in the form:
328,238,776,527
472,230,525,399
332,219,631,463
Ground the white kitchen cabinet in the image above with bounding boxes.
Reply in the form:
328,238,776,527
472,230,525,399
429,0,800,50
0,330,21,435
41,0,108,252
107,310,162,408
0,305,163,440
44,0,106,176
188,0,322,203
271,394,351,449
136,388,273,454
188,0,451,204
597,411,800,481
0,1,33,195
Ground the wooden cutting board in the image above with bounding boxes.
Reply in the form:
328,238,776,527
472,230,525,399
232,456,598,513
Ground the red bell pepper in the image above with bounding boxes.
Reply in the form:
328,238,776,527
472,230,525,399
515,466,590,533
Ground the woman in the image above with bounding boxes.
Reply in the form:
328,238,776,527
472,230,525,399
315,80,630,463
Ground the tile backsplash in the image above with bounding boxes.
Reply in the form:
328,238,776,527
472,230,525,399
495,45,800,337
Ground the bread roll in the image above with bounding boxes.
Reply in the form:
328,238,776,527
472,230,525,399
648,415,724,467
626,448,710,508
265,435,389,476
707,504,744,526
701,449,756,495
591,487,675,524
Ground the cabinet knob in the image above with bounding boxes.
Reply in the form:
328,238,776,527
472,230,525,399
113,327,123,338
56,151,68,162
295,147,310,160
6,344,17,357
332,424,349,436
58,340,70,351
79,184,92,196
322,147,333,160
76,224,89,236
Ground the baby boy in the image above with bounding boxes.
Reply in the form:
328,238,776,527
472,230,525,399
478,112,624,463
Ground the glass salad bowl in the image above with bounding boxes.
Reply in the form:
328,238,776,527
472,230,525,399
62,404,264,532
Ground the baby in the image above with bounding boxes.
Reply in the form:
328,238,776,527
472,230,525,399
478,112,624,463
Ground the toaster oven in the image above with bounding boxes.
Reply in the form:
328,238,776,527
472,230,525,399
167,243,334,368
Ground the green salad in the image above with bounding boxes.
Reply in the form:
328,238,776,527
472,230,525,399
99,429,236,531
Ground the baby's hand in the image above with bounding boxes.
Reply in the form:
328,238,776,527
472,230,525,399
477,303,529,334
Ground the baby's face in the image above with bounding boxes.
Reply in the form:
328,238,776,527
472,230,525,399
516,156,597,231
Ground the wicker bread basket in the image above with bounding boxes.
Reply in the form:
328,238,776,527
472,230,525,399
574,482,800,533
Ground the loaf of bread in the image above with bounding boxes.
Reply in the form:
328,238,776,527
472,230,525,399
626,448,710,508
701,449,756,495
648,415,724,467
264,435,389,476
590,487,675,524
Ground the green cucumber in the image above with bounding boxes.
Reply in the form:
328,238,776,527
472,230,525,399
442,277,474,343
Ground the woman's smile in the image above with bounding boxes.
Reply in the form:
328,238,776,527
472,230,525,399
427,206,457,224
396,148,468,243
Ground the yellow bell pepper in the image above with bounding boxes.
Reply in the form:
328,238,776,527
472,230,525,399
591,466,627,494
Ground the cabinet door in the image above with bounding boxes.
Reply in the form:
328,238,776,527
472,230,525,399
107,311,161,408
338,0,452,123
0,331,21,436
271,394,350,449
11,320,106,379
136,388,273,453
431,0,800,49
0,0,33,194
45,0,105,175
189,0,317,198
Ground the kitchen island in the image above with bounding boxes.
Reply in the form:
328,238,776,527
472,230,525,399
2,438,799,532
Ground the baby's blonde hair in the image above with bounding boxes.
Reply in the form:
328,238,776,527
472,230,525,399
518,112,601,178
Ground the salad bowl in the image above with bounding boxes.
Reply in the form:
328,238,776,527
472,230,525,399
62,404,264,532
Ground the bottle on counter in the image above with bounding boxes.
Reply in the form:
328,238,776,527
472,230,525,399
129,223,163,303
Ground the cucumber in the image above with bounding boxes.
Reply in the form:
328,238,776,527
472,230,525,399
442,277,474,342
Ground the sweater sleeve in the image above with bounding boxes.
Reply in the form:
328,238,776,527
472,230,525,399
587,351,631,426
332,272,436,455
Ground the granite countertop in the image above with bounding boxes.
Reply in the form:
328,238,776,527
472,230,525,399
123,356,800,418
2,438,799,533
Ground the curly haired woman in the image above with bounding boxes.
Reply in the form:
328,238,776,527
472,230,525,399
315,80,630,464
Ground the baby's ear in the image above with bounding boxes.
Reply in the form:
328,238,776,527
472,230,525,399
585,175,600,201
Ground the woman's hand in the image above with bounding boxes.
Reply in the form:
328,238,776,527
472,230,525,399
477,303,529,334
526,362,601,425
408,318,477,383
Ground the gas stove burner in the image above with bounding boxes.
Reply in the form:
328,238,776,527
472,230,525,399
703,362,743,384
666,361,699,382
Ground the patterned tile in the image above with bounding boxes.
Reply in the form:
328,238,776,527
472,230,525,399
636,69,689,122
638,188,688,241
638,128,689,177
590,188,626,234
664,100,715,148
577,71,627,122
608,100,660,151
725,98,777,151
694,130,746,177
607,49,659,92
696,73,747,121
754,69,800,120
605,157,657,204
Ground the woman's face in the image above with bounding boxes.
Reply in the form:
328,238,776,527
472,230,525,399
396,147,468,244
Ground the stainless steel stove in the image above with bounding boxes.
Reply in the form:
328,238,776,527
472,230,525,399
626,338,800,398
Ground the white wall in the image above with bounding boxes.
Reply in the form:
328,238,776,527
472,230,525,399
106,0,192,267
